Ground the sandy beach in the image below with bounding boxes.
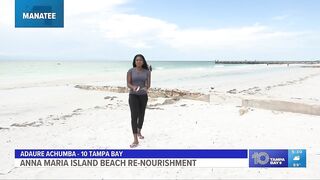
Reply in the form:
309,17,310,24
0,64,320,179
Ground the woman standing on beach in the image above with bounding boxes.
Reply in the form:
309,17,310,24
127,54,151,148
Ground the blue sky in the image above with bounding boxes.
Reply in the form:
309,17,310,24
0,0,319,61
129,0,320,31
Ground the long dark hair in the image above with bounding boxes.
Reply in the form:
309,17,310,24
132,54,149,70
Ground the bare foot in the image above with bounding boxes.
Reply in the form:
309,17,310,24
137,129,144,139
130,142,139,148
138,134,144,139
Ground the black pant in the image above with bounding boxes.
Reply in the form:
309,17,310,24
129,94,148,134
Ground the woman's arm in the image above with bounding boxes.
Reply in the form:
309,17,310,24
146,70,151,89
127,70,137,90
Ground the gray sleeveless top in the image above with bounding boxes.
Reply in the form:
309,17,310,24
128,67,150,95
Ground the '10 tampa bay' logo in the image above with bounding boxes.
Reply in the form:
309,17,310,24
252,152,270,165
249,149,306,168
15,0,64,28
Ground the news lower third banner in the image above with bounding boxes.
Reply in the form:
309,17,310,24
14,149,306,168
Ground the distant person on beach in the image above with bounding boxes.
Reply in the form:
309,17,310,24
127,54,151,148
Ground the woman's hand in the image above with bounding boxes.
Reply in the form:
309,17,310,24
132,86,139,91
141,87,148,92
131,86,148,92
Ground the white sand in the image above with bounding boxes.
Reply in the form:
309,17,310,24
1,66,320,179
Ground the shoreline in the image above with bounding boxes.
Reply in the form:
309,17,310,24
215,60,320,65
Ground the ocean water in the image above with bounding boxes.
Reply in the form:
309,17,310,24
0,60,302,91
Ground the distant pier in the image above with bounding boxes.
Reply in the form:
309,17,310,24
214,60,320,65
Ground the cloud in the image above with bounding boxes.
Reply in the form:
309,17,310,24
98,13,178,48
167,25,306,51
97,13,307,54
0,0,318,60
65,0,128,16
0,0,128,25
94,10,319,60
0,0,14,26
